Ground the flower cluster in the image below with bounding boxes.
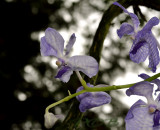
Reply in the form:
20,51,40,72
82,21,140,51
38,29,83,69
113,2,160,129
113,2,160,72
41,28,111,128
40,2,160,130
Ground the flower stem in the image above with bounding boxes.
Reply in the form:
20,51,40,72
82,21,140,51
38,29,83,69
45,72,160,112
85,73,160,92
75,71,90,89
45,89,87,113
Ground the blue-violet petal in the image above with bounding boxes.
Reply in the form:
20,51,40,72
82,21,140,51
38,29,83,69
68,55,99,78
45,28,64,57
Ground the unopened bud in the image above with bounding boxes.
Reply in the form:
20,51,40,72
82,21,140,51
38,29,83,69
44,112,58,129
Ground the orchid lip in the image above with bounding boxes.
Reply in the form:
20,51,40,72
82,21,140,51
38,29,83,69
55,66,71,78
130,41,146,55
153,110,160,127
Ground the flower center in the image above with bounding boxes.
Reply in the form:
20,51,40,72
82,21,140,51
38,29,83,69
56,60,62,67
149,107,156,113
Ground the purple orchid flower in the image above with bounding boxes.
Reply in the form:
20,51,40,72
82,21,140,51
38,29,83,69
113,2,160,72
40,28,98,82
76,83,111,112
125,75,160,129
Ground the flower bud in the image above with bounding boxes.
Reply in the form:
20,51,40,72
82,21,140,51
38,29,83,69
44,112,58,129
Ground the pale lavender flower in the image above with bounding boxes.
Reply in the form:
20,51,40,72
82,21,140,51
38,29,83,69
113,2,160,72
125,75,160,129
76,83,111,112
40,28,98,82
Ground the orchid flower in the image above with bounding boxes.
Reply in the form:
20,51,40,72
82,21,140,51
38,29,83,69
113,2,160,72
76,83,111,112
40,28,98,82
125,74,160,129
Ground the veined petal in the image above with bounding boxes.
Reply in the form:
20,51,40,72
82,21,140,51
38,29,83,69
45,28,64,57
65,33,76,56
125,100,153,130
76,83,94,102
55,66,73,83
153,110,160,127
126,99,146,120
113,2,140,30
76,83,111,112
79,92,111,112
117,23,134,38
55,66,71,78
130,40,149,63
68,55,98,78
141,17,159,34
126,81,154,103
40,37,58,57
139,73,160,94
144,33,160,72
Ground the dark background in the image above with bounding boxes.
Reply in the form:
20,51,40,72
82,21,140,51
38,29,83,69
0,0,160,130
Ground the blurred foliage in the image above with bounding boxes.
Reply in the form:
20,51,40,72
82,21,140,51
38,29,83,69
0,0,160,130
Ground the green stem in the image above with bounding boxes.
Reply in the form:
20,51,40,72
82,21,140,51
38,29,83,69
145,72,160,82
45,89,87,113
75,71,90,89
86,73,160,92
46,72,160,113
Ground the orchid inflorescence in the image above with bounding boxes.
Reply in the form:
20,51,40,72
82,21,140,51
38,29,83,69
40,2,160,129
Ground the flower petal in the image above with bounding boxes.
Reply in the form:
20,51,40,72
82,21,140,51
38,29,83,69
55,66,71,78
138,73,150,79
40,37,58,57
126,99,146,120
155,94,160,109
113,2,140,30
153,110,160,127
144,33,160,72
117,22,134,38
45,28,64,57
79,92,111,112
65,33,76,56
76,83,94,102
126,81,154,103
55,66,73,83
130,40,149,63
125,100,153,130
76,83,111,112
141,17,159,34
139,73,160,94
68,55,98,78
